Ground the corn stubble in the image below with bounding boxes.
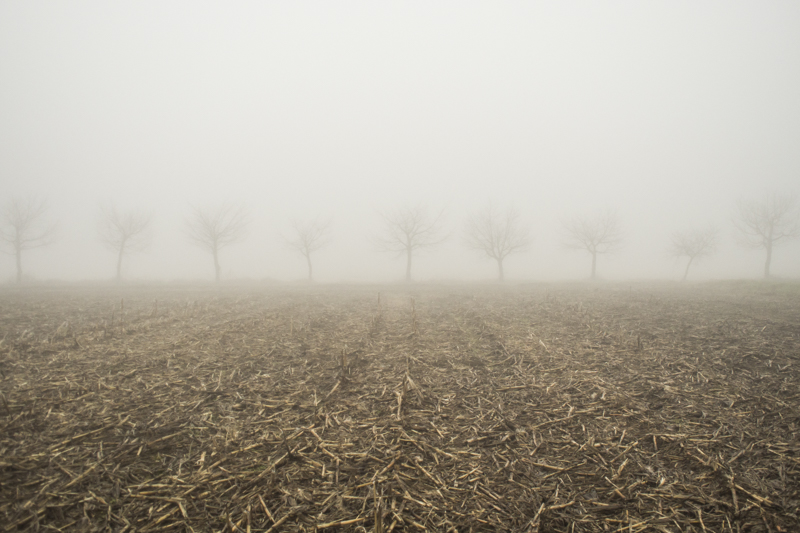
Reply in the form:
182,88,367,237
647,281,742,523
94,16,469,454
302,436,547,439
0,282,798,532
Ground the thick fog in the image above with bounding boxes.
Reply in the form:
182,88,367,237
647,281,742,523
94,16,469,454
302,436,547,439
1,2,799,283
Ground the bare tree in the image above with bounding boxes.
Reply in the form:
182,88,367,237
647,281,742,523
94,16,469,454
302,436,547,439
0,196,57,283
185,204,250,282
285,217,332,281
464,205,530,281
562,209,623,279
373,205,447,282
669,226,719,281
98,204,152,283
734,193,799,278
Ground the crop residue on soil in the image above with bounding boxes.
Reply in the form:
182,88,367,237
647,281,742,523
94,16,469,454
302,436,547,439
1,282,799,532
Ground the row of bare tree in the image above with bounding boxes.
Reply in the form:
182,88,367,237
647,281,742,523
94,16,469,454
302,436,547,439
1,194,798,283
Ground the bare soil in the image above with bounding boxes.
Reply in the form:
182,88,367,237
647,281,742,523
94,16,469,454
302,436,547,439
1,281,799,532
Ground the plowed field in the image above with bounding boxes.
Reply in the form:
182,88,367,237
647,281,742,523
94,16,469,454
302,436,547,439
1,282,799,532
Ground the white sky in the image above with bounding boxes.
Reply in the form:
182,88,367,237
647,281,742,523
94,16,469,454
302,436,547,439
1,1,799,282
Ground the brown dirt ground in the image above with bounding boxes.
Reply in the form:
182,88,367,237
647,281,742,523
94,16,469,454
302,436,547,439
1,281,799,532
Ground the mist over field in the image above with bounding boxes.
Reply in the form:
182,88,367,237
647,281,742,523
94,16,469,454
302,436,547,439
1,2,799,283
3,6,800,526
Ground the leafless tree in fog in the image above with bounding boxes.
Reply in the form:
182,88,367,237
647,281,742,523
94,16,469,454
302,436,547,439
285,217,332,281
185,204,250,282
669,226,719,281
464,205,530,281
733,193,799,278
373,205,447,282
562,209,623,279
0,196,57,283
98,204,152,283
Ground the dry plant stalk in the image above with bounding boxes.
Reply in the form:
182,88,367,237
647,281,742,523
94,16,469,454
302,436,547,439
0,284,797,532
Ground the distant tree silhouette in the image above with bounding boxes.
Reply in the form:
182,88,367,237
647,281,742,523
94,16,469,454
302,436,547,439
373,205,447,282
464,204,530,281
0,196,57,283
669,226,719,281
734,192,799,278
285,217,332,281
185,204,250,282
99,204,152,283
562,209,623,279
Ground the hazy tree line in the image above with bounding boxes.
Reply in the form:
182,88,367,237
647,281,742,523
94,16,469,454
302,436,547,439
0,193,798,283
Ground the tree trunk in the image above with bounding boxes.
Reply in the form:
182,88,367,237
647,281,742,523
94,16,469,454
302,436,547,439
15,245,22,284
590,251,597,279
497,258,505,282
682,256,694,281
405,248,412,282
213,248,221,282
306,253,313,282
764,241,773,278
116,244,125,283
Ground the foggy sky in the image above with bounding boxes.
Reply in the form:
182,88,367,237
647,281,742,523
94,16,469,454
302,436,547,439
2,1,799,283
